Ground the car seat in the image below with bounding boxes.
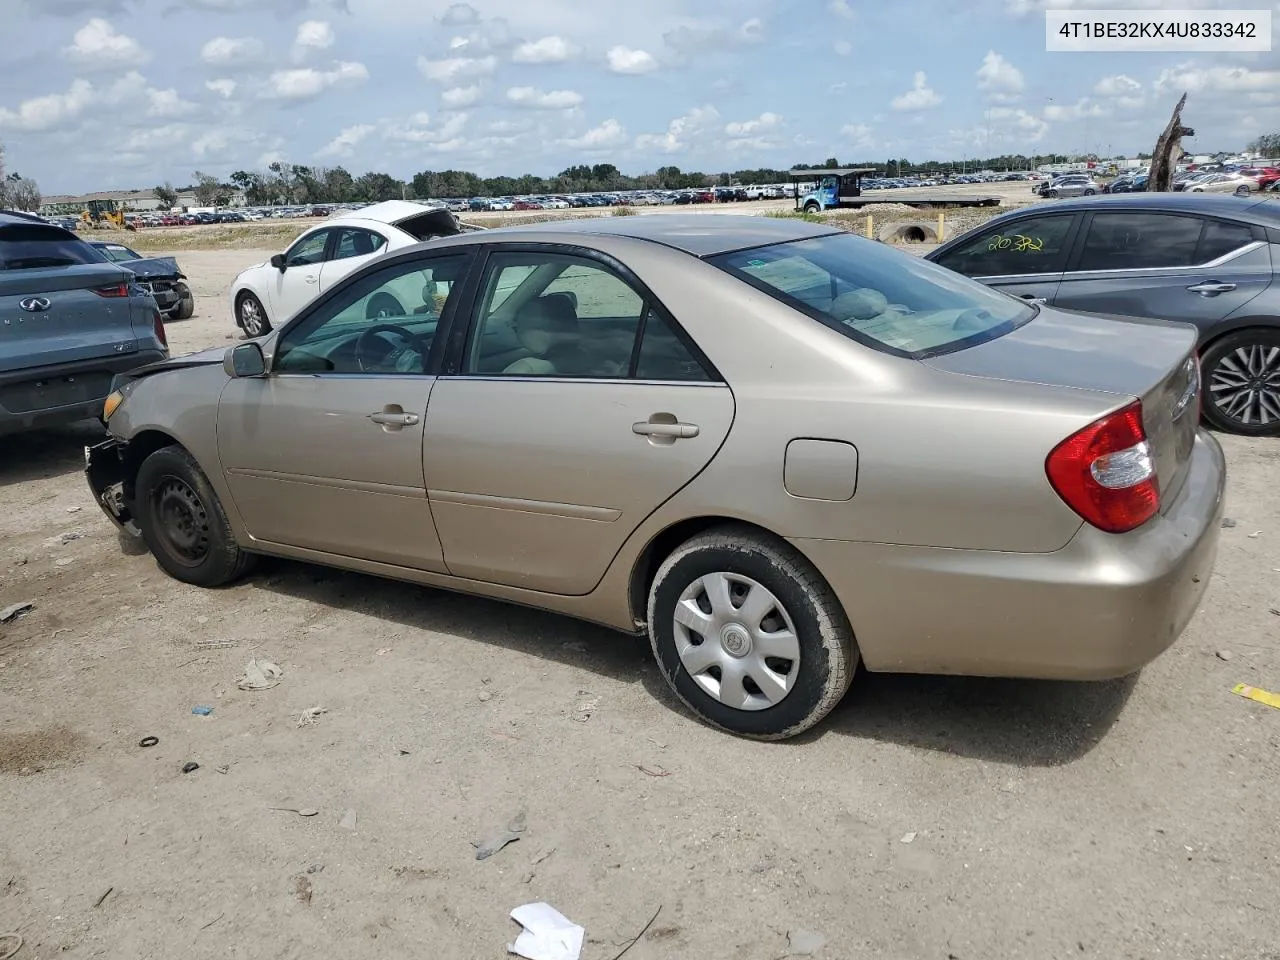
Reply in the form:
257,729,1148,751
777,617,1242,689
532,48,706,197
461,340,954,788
502,293,580,375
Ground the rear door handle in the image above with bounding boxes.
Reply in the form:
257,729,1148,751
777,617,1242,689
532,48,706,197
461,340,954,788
633,420,699,439
369,411,420,426
1019,295,1047,305
1186,281,1236,295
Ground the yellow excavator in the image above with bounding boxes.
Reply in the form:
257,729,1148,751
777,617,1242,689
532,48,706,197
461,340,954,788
80,199,132,230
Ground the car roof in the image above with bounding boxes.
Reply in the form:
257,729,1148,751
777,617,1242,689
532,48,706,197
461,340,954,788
993,192,1280,226
0,209,56,227
467,213,843,257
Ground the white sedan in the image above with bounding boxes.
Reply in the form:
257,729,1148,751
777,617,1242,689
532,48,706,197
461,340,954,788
229,201,463,336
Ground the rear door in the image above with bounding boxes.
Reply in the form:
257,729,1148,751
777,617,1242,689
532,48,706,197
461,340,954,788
422,246,734,595
1050,211,1271,339
928,212,1081,306
0,223,140,372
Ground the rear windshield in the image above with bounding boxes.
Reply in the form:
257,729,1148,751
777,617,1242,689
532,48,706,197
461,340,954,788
710,233,1035,358
0,225,103,270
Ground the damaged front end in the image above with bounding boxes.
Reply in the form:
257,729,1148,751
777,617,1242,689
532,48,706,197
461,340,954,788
128,256,189,317
85,438,141,536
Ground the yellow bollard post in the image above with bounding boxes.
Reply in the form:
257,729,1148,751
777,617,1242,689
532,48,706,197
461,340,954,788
937,211,945,242
865,214,873,239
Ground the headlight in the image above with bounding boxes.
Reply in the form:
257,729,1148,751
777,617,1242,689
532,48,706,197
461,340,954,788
103,389,125,421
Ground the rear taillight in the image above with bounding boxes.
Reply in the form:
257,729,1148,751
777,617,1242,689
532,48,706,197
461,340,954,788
93,283,130,298
1046,400,1160,534
153,309,168,348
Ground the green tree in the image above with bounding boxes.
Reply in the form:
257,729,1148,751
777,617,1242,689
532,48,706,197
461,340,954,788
192,170,230,206
4,173,40,211
152,182,178,210
1247,132,1280,157
354,171,405,202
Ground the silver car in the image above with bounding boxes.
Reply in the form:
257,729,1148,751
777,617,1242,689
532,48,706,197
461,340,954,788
86,215,1223,739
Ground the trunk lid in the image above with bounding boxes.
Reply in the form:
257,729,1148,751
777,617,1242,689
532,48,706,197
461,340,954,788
925,306,1200,508
345,200,463,241
0,262,145,372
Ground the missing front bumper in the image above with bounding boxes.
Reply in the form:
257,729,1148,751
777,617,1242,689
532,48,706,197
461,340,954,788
84,438,141,536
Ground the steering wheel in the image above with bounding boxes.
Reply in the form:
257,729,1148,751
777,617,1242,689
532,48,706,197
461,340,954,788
354,323,428,373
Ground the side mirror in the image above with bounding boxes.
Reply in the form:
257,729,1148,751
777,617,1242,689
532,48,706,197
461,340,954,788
270,253,287,271
224,342,267,378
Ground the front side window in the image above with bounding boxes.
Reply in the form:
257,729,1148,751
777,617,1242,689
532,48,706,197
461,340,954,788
275,255,468,374
934,215,1075,277
464,252,711,380
1076,213,1204,271
284,230,330,267
712,233,1034,359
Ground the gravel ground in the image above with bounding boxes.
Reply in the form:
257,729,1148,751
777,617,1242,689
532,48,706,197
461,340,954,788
1,228,1278,960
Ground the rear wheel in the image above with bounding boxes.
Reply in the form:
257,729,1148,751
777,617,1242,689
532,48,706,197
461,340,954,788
647,526,857,740
135,445,256,587
173,282,195,320
1200,329,1280,436
237,291,271,336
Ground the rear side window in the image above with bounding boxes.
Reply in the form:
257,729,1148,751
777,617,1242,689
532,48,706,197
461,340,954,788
0,225,101,269
1196,220,1255,262
1076,213,1203,271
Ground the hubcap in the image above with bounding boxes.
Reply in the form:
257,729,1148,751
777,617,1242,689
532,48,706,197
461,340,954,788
153,476,210,566
1210,344,1280,426
672,572,800,711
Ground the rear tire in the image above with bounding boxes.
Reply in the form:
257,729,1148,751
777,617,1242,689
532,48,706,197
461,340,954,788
173,282,195,320
236,291,271,336
1200,328,1280,436
647,526,857,740
135,445,256,587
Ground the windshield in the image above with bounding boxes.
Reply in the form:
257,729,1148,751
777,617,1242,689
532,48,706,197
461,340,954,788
711,233,1035,358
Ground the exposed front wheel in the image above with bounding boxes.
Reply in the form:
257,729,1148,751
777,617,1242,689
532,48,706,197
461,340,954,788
647,526,857,740
803,202,821,215
1234,185,1251,197
173,282,195,320
1200,329,1280,436
236,291,271,336
135,445,257,587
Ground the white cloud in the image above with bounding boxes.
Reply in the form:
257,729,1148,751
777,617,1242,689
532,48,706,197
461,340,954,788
0,79,96,131
976,51,1025,100
664,18,765,56
1044,97,1110,121
440,3,481,25
489,118,533,134
263,61,369,101
834,39,852,56
319,123,374,157
505,86,583,109
199,36,265,66
64,18,147,68
441,84,481,107
1007,0,1219,11
511,35,576,63
989,106,1049,141
891,71,941,110
635,105,719,153
725,112,782,136
293,20,335,58
607,46,658,74
147,87,197,118
417,55,497,82
385,110,470,146
842,123,875,150
562,118,627,149
829,0,855,16
1092,74,1145,109
1155,64,1280,95
205,78,237,98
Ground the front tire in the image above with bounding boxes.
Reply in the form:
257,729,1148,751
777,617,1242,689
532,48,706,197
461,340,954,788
1200,329,1280,436
1234,184,1251,197
236,291,271,336
173,282,195,320
135,445,256,587
803,202,821,215
1047,189,1059,198
647,526,857,740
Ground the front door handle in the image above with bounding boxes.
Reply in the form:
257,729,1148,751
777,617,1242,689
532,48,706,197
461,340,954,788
633,419,699,439
369,410,420,427
1186,281,1236,296
304,275,319,285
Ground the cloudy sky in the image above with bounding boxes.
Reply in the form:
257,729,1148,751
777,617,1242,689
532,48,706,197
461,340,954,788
2,0,1278,194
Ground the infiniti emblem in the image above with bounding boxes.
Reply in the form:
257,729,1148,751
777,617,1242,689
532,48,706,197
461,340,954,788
19,297,51,312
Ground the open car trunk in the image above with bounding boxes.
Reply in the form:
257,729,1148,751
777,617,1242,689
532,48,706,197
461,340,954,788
393,207,465,242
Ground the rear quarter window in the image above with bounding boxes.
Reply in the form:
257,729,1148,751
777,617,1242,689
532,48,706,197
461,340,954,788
0,225,102,269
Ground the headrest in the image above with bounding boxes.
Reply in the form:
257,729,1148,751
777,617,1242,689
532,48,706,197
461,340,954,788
517,293,578,333
830,288,888,322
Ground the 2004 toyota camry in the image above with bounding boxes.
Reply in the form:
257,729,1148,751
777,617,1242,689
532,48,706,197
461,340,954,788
85,215,1224,739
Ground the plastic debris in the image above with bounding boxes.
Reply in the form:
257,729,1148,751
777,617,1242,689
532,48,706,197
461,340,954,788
293,875,312,905
507,902,584,960
192,705,214,716
786,929,827,956
270,806,319,817
296,706,327,727
182,762,200,774
900,832,917,844
1233,683,1280,710
637,764,671,778
138,736,159,748
44,531,84,547
54,558,75,568
474,811,526,860
194,639,238,650
67,506,83,514
1221,517,1238,528
572,692,600,723
236,658,283,691
1215,650,1233,662
339,809,358,831
1250,530,1263,539
0,601,34,624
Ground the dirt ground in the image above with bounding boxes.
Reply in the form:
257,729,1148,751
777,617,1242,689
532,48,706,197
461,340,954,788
2,219,1279,960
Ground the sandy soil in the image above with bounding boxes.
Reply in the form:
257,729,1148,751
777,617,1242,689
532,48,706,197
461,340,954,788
1,220,1278,960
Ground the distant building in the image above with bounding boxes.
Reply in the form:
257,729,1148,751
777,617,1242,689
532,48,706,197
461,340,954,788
39,188,244,215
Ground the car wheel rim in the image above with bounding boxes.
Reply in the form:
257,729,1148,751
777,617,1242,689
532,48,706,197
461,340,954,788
240,298,263,335
153,476,210,566
1210,344,1280,427
672,572,800,711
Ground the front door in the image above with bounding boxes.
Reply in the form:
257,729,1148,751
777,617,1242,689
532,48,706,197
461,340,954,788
217,252,472,570
269,228,332,324
318,227,388,294
929,212,1080,305
1050,211,1271,338
423,248,735,595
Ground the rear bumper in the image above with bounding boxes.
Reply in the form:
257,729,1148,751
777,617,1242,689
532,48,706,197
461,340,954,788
792,429,1226,680
0,350,167,436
